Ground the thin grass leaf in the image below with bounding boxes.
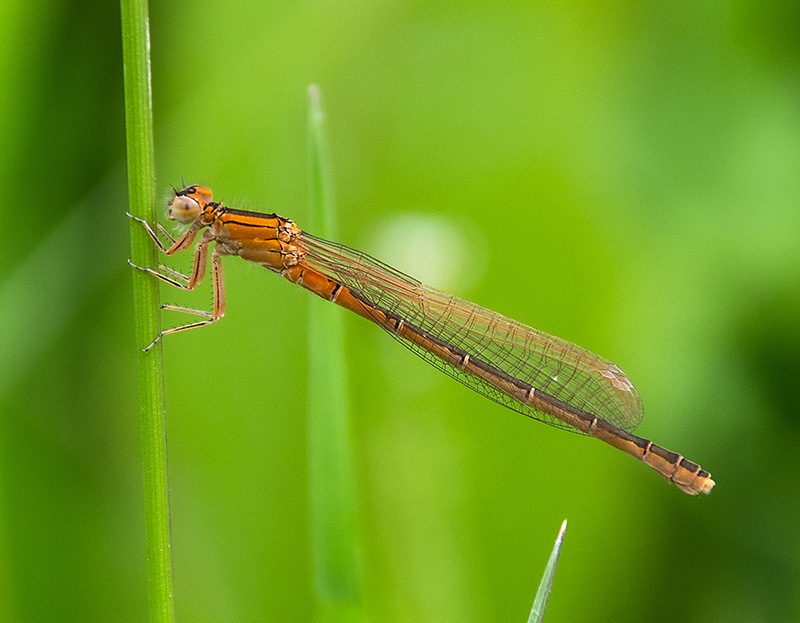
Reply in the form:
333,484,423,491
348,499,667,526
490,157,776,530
120,0,175,620
306,84,366,622
527,520,567,623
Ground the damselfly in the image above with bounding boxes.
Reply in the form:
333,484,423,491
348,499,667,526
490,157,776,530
129,186,714,495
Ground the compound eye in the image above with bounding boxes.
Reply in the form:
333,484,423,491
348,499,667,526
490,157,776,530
167,195,201,223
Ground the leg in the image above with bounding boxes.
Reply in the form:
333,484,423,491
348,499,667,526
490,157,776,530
141,247,227,351
160,305,212,318
157,265,190,284
156,222,176,245
127,212,198,255
129,229,213,291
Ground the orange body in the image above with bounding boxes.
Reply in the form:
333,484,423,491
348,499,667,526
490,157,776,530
130,185,714,495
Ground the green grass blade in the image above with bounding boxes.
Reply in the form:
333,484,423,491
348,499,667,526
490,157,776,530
306,84,366,623
527,520,567,623
120,0,175,620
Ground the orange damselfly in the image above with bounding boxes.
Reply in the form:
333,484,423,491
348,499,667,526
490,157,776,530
129,185,714,495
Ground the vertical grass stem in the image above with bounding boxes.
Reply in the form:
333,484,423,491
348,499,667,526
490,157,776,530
120,0,175,620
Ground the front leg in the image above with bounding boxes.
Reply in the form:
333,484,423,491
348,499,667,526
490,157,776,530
128,212,199,255
129,229,214,292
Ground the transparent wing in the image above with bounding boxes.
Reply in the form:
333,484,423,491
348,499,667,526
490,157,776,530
299,232,643,434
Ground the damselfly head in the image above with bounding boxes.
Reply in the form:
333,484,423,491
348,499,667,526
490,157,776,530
167,185,213,224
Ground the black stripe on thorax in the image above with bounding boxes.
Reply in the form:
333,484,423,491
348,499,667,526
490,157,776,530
218,205,282,227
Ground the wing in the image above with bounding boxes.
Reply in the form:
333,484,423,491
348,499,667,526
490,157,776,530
299,232,643,434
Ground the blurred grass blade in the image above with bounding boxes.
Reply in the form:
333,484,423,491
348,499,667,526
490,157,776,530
0,173,123,398
120,0,175,620
306,84,366,622
527,520,567,623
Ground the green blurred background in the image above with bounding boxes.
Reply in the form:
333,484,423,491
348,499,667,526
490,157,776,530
1,0,798,621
